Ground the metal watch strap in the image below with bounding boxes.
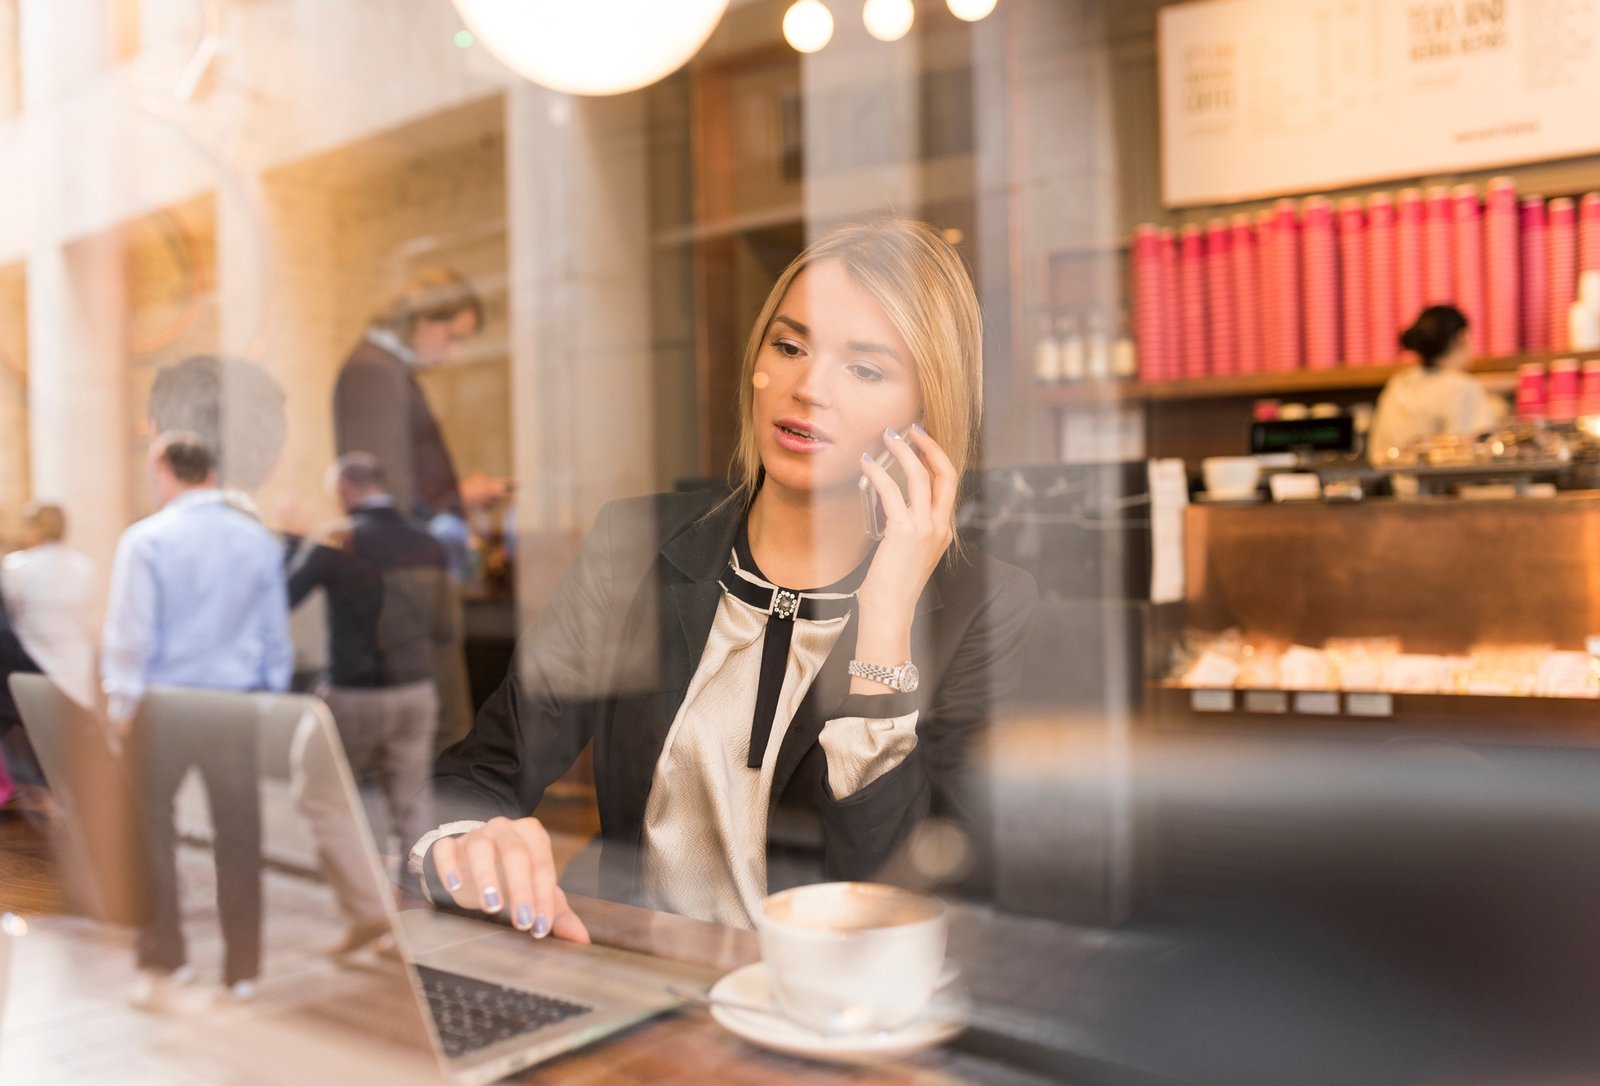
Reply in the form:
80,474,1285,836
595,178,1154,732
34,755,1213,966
848,659,911,691
406,819,487,875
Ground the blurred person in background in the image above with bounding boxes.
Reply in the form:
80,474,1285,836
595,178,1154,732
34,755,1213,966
102,433,292,1006
147,354,329,691
0,502,97,820
1369,304,1503,464
333,267,509,575
2,502,97,710
285,452,459,957
411,220,1035,940
334,269,498,754
0,586,36,815
146,354,288,497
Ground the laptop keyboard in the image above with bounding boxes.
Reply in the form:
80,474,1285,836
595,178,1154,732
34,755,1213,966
414,964,594,1059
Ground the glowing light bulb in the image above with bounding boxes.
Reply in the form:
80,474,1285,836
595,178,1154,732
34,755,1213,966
451,0,729,96
947,0,999,21
863,0,914,42
784,0,835,54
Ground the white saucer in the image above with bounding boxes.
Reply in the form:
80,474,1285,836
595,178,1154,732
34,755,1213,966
708,962,967,1064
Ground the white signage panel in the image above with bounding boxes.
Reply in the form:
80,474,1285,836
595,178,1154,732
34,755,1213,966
1159,0,1600,207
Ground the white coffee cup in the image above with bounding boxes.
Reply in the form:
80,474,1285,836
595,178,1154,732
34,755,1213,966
757,882,948,1034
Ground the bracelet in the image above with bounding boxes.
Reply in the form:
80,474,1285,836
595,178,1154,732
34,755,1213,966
406,819,487,875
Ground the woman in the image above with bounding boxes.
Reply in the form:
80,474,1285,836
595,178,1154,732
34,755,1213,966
1368,305,1502,464
410,219,1036,940
1,502,97,710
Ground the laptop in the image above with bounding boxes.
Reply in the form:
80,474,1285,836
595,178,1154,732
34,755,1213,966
8,675,712,1084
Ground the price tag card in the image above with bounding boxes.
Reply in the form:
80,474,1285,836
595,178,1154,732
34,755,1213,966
1346,692,1394,718
1286,690,1337,716
1293,691,1340,716
1190,689,1235,713
1243,690,1289,714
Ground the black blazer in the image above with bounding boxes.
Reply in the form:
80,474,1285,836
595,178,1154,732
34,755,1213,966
431,487,1036,904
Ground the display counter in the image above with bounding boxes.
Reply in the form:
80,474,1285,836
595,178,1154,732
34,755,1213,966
1153,493,1600,740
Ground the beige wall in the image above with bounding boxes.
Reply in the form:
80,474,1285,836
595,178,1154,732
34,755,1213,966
124,194,220,515
6,0,520,580
0,0,513,262
0,0,19,122
245,95,511,533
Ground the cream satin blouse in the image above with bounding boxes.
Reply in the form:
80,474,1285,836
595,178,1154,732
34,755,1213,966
638,552,919,928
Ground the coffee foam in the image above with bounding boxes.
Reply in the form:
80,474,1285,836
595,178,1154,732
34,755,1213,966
763,883,941,932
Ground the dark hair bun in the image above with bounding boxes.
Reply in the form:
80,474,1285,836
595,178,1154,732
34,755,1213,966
1398,305,1469,367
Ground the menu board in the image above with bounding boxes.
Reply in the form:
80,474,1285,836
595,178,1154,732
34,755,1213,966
1159,0,1600,207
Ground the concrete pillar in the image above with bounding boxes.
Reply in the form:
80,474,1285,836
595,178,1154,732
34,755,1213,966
0,3,21,120
19,0,112,104
217,168,342,527
0,265,29,523
21,0,128,615
26,231,130,611
505,85,656,620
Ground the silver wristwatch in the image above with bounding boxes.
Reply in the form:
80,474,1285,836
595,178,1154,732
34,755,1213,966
848,659,920,693
406,820,486,875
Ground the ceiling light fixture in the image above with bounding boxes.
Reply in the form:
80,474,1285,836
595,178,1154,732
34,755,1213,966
863,0,914,42
947,0,999,21
783,0,835,54
450,0,729,96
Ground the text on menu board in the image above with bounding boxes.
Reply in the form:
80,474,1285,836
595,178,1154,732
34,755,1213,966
1159,0,1600,207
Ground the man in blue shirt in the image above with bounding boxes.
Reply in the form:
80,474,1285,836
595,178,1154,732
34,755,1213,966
102,432,292,1005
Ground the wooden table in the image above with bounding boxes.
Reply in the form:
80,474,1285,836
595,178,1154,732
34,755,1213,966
0,879,1056,1086
508,894,1045,1085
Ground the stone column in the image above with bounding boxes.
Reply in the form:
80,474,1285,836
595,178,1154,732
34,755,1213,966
21,0,129,614
505,85,656,623
26,232,130,612
0,266,29,523
218,168,342,527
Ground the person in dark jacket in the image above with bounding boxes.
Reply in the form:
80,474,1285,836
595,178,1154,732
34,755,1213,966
411,220,1036,940
286,453,461,956
331,269,510,549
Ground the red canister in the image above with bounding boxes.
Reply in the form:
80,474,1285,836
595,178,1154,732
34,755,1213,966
1516,362,1548,421
1581,360,1600,418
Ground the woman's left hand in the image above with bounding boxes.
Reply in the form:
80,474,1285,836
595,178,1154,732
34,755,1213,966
855,424,958,637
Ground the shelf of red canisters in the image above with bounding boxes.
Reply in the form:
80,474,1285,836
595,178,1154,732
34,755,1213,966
1032,352,1591,406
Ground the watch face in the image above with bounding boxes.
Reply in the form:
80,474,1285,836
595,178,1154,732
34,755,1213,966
900,663,920,693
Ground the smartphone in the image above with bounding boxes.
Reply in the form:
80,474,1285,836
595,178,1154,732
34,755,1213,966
859,420,921,539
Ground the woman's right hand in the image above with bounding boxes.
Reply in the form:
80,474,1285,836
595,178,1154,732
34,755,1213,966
429,816,591,943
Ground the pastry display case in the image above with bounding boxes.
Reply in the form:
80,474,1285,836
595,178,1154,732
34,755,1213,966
1151,494,1600,741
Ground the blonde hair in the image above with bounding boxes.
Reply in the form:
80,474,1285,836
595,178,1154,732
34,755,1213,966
729,219,983,522
22,502,66,543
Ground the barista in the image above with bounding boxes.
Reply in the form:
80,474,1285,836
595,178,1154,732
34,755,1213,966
1368,305,1502,464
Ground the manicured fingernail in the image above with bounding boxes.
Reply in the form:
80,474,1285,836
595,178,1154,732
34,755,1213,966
481,886,502,912
861,452,873,463
514,904,533,930
444,872,462,892
911,422,927,437
884,427,902,441
532,915,552,938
